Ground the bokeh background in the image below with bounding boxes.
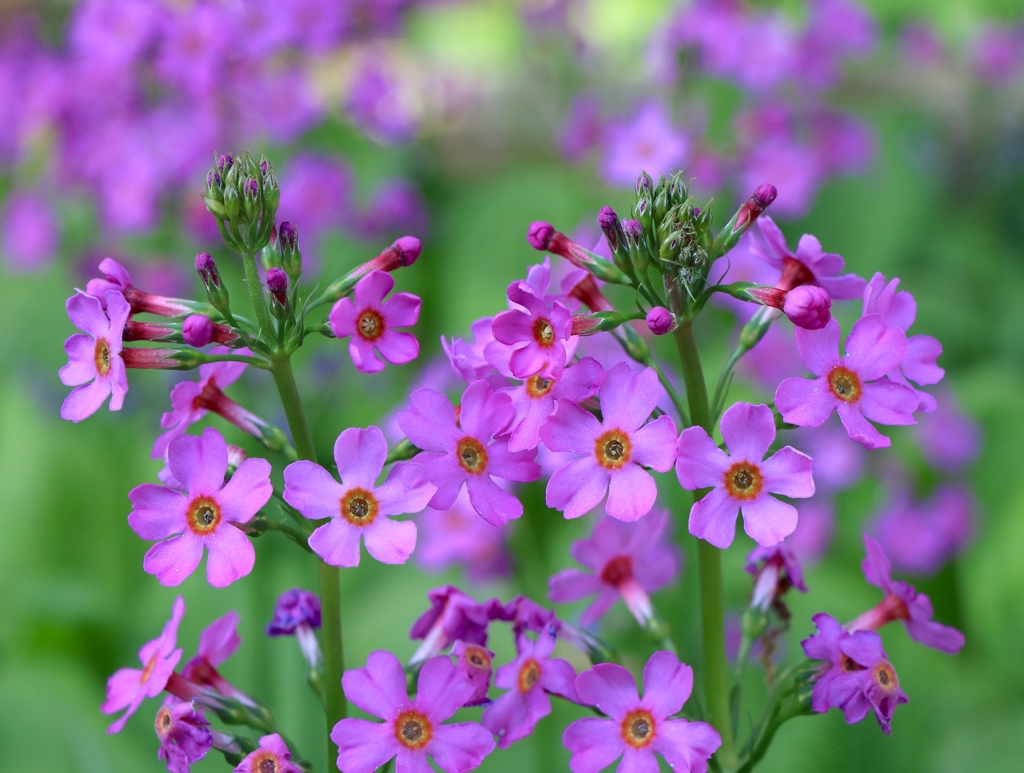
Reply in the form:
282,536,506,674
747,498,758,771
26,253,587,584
2,0,1023,770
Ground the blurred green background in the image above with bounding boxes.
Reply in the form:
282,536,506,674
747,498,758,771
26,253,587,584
3,0,1024,771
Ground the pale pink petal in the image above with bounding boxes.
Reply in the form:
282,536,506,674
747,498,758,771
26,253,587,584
107,356,128,410
394,749,433,772
548,569,604,605
429,723,496,773
601,364,661,431
844,315,907,380
341,650,409,718
59,334,98,385
333,426,387,488
618,748,659,773
719,402,775,462
143,534,204,586
761,446,815,498
309,519,362,567
375,329,419,366
169,428,227,495
128,484,187,539
397,389,459,451
546,458,608,519
460,381,513,440
641,652,692,717
861,534,893,592
375,462,436,516
740,496,798,547
466,474,523,525
362,517,417,564
630,415,679,472
66,291,109,338
688,487,740,548
491,308,535,345
752,217,788,267
794,318,841,377
197,611,240,665
606,464,657,522
60,379,112,422
902,335,943,385
414,655,476,720
333,720,398,773
563,717,624,773
421,453,466,510
817,272,867,300
540,401,602,454
836,403,890,449
205,525,255,587
283,461,346,521
775,377,835,427
576,662,639,717
218,457,273,523
580,588,620,626
675,427,731,489
859,381,919,425
652,719,721,773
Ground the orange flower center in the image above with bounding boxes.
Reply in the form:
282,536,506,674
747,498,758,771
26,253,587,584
828,365,862,404
525,374,555,399
357,309,384,341
595,429,631,470
620,709,656,749
517,658,541,692
394,710,433,750
339,487,379,526
724,461,763,501
94,338,111,376
249,751,279,773
533,318,555,347
465,645,492,671
872,662,898,694
186,495,222,536
456,437,488,475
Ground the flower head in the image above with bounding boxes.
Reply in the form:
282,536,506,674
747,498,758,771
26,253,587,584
329,269,420,373
601,101,688,186
266,588,322,636
751,216,865,298
60,290,130,422
564,651,721,773
334,650,495,773
102,596,185,734
492,281,574,380
128,427,273,587
677,402,815,548
409,586,504,664
234,734,302,773
155,698,211,773
284,426,435,567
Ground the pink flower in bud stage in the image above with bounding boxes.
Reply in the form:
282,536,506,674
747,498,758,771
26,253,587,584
155,698,211,773
492,281,575,380
102,595,185,734
541,363,678,522
284,426,435,567
847,535,965,654
677,402,815,548
182,314,213,347
548,509,679,626
645,306,674,335
801,613,908,735
397,380,542,526
128,427,273,587
234,734,302,773
481,628,579,748
751,216,865,298
563,651,721,773
783,284,831,329
329,269,420,374
85,256,193,315
776,315,919,449
60,290,130,422
334,650,495,773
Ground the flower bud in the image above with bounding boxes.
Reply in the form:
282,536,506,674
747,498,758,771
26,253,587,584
597,206,624,254
266,268,288,308
195,252,230,314
278,221,302,283
182,314,214,347
391,235,421,266
635,171,653,198
527,221,555,252
645,306,675,335
783,285,831,329
715,183,778,255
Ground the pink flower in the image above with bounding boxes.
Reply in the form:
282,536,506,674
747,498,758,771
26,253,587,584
491,281,574,380
128,427,273,587
601,101,689,186
85,257,193,315
181,611,250,703
329,269,420,373
155,698,211,772
751,216,865,298
541,363,678,522
234,734,302,773
775,315,919,449
481,629,579,748
548,509,679,626
563,651,721,773
783,285,832,329
59,290,130,422
677,402,815,548
452,641,495,707
283,426,435,567
397,381,541,526
409,586,505,664
102,596,185,734
416,489,513,583
334,650,495,773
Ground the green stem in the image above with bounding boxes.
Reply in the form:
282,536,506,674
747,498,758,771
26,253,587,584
270,356,347,767
241,251,273,341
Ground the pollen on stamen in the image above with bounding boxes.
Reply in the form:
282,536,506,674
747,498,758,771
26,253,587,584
827,365,863,404
533,317,555,347
620,709,656,749
525,374,555,399
339,487,379,526
466,646,491,670
594,429,632,470
357,309,385,342
517,659,541,692
186,496,222,536
723,461,763,501
872,662,898,692
456,437,488,475
94,338,112,377
393,710,433,750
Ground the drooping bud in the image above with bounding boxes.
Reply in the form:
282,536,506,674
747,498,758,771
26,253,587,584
645,306,675,335
182,314,214,347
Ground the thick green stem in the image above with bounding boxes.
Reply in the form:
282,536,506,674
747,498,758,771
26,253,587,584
671,320,738,771
270,357,347,768
241,251,273,341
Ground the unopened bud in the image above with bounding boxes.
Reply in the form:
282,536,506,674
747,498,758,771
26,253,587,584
195,252,220,288
645,306,675,335
527,221,555,252
266,268,288,307
183,314,214,347
597,206,623,253
715,183,778,255
392,236,421,266
782,285,831,329
635,171,653,198
278,221,302,283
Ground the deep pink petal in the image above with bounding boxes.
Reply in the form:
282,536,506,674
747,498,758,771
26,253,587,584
688,487,740,548
143,534,204,586
354,270,395,307
761,446,815,498
168,428,227,495
675,427,731,489
575,662,639,717
466,474,523,525
309,519,363,567
429,723,496,773
415,655,475,721
818,272,867,301
540,400,602,453
601,364,661,431
460,381,514,440
618,748,659,773
719,402,775,462
197,611,240,666
333,720,398,773
328,297,358,338
859,381,919,425
844,315,908,380
205,525,255,587
641,652,692,718
362,517,417,565
606,464,657,522
794,318,841,377
563,717,624,773
651,719,722,773
629,415,679,471
107,357,128,410
128,484,187,540
740,496,798,547
752,217,789,267
218,457,273,524
349,337,385,373
508,341,549,379
283,461,345,521
546,458,608,519
485,441,542,483
381,292,421,328
836,403,890,449
334,426,387,488
539,658,579,702
397,389,458,452
421,452,466,510
341,650,409,719
491,308,535,345
394,748,433,772
775,377,835,427
60,334,98,385
60,379,112,422
375,330,419,366
861,534,893,592
67,290,110,338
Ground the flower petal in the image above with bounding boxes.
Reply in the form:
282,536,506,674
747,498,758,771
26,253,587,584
375,329,419,366
719,402,775,462
59,334,99,386
836,403,889,449
143,534,204,586
416,655,476,721
541,400,602,454
858,381,918,426
466,475,523,526
601,364,662,431
332,719,397,773
362,517,417,565
606,464,657,522
309,519,362,567
204,525,255,587
334,426,387,489
283,461,345,521
546,458,608,519
429,723,496,772
761,447,815,498
60,379,112,422
794,318,841,377
775,377,835,427
651,719,722,773
354,270,395,308
675,427,731,489
128,484,187,540
563,717,623,773
688,488,740,549
168,428,228,495
740,496,798,547
630,415,679,472
382,292,421,328
341,650,409,719
218,457,273,524
844,315,907,380
576,662,639,717
641,652,692,717
66,290,109,338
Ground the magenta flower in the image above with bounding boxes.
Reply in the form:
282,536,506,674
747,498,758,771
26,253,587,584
862,272,944,412
267,588,323,670
801,613,908,735
416,489,513,583
677,402,814,548
85,257,193,315
548,509,679,626
409,586,504,664
601,101,688,186
234,734,302,773
452,641,495,707
847,535,965,654
563,651,721,773
745,543,806,612
481,629,579,748
397,380,541,526
334,650,495,773
1,191,58,271
329,269,420,374
181,611,250,703
102,595,185,734
128,427,273,587
751,216,865,298
155,698,211,773
783,285,832,329
442,317,499,383
775,316,919,449
59,290,130,422
541,363,678,522
284,426,435,567
492,281,574,380
915,390,981,471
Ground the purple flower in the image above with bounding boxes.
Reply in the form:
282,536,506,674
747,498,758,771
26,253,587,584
397,381,541,526
745,543,806,612
1,191,58,271
677,402,815,548
915,390,981,471
346,53,417,143
409,586,504,664
102,596,185,734
492,281,574,380
871,484,975,576
453,641,495,707
266,588,322,635
329,270,420,373
59,290,131,422
847,535,966,654
751,216,865,298
128,427,273,587
234,734,302,773
155,698,211,773
548,509,679,626
542,363,678,522
416,489,513,583
862,272,944,412
564,651,721,773
801,613,908,734
284,426,435,567
775,316,919,449
601,102,689,186
334,650,495,773
481,629,579,748
559,92,603,162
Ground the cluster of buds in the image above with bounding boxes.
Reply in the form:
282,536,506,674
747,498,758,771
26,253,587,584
203,152,280,255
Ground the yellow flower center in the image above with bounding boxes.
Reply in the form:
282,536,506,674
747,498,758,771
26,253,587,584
828,365,863,404
339,487,379,526
394,710,433,750
186,495,222,536
357,309,384,341
94,338,111,377
595,429,631,470
456,437,488,475
525,374,555,399
517,658,541,692
724,461,763,501
620,709,656,749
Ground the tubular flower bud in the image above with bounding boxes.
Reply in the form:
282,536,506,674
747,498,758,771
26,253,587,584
598,206,625,255
195,253,220,288
645,306,675,335
715,183,778,254
568,273,614,312
526,223,631,285
183,315,214,347
320,237,422,304
266,268,288,307
783,285,832,329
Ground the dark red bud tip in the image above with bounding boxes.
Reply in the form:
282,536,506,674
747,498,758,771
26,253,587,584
645,306,674,335
279,222,298,249
753,183,777,207
527,221,555,251
182,314,214,347
195,252,215,272
266,268,288,292
393,236,421,266
622,219,643,240
597,206,618,229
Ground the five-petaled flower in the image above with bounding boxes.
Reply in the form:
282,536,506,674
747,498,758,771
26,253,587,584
329,269,421,373
60,289,130,422
492,280,575,380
